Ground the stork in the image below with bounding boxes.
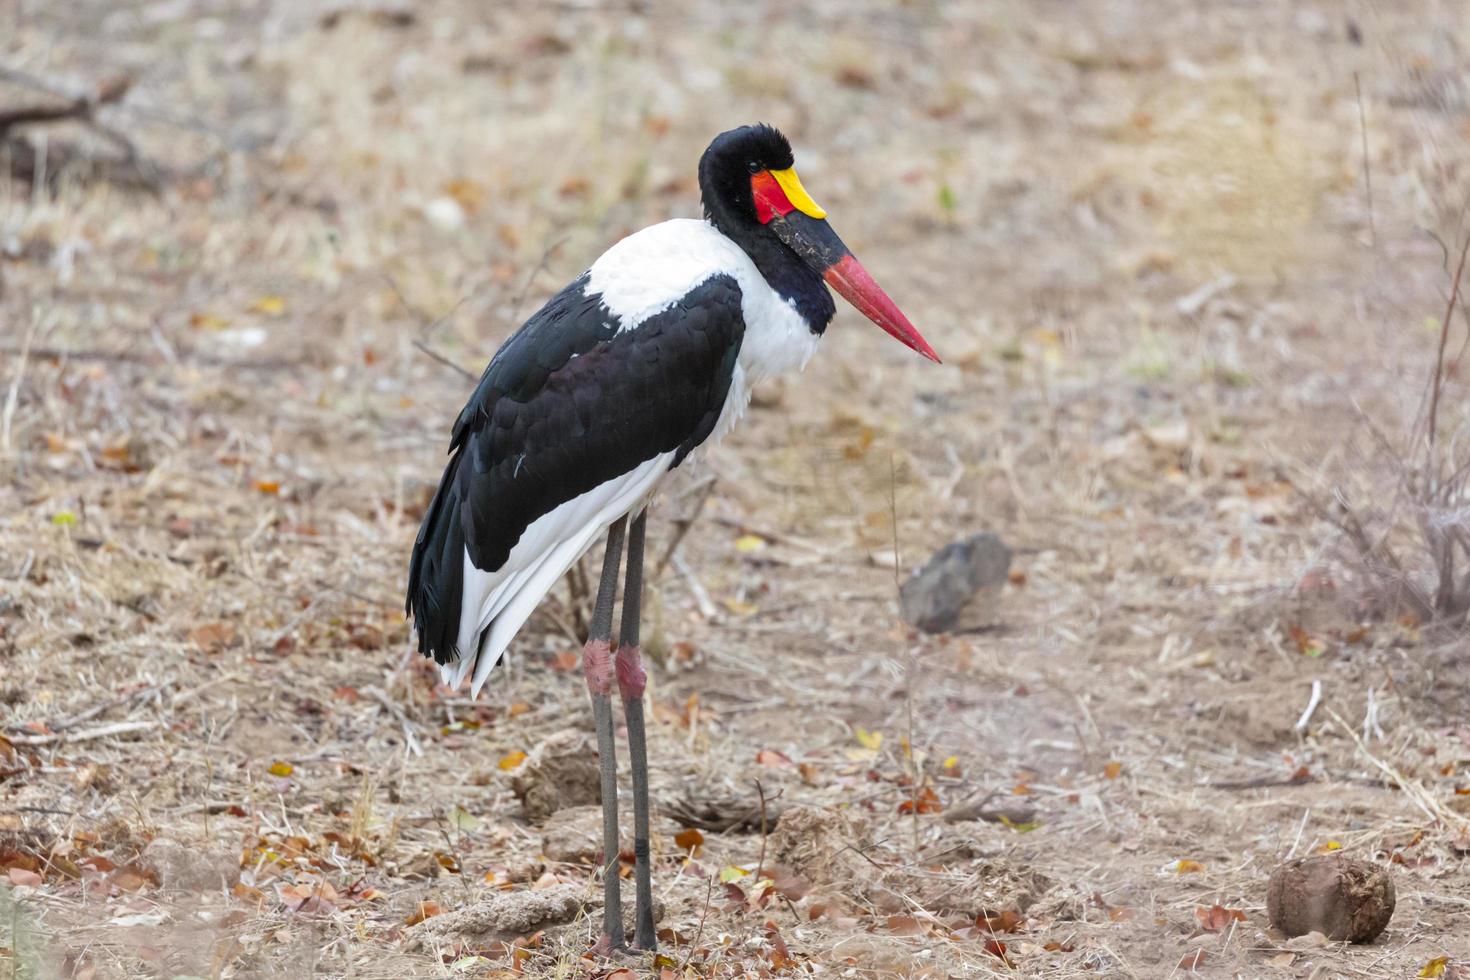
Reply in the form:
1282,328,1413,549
406,124,938,954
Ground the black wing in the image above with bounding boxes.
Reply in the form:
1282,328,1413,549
406,273,746,663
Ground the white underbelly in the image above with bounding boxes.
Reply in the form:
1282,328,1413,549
449,450,676,695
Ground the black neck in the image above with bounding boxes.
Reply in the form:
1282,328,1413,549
702,190,835,335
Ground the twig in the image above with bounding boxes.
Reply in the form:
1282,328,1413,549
1286,808,1310,860
506,236,569,326
1,313,39,453
754,779,769,882
4,720,157,746
0,74,131,135
1206,771,1313,791
651,475,717,580
1293,679,1323,733
0,344,306,372
672,551,720,621
708,515,829,554
1326,707,1453,828
890,453,920,856
411,339,477,382
1423,234,1470,480
2,682,166,735
678,874,716,974
1354,72,1375,247
363,685,424,757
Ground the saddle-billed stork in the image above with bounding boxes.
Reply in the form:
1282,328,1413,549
406,124,938,954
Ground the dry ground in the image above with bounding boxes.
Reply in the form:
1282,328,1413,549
3,1,1470,977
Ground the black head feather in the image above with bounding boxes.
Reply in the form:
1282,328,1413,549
697,124,834,334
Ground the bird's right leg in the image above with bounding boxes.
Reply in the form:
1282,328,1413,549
616,510,657,951
585,518,627,954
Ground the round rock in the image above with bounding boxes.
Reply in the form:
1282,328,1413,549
1266,856,1394,943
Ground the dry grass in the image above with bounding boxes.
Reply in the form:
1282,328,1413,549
4,1,1470,978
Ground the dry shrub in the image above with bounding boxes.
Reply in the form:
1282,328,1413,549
1314,238,1470,629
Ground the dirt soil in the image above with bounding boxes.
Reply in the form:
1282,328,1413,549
3,1,1470,978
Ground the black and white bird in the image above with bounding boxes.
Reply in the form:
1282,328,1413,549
406,124,938,954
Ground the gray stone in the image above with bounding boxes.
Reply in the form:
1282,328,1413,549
899,533,1012,633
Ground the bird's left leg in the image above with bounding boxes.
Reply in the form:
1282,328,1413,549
616,509,657,951
586,518,627,954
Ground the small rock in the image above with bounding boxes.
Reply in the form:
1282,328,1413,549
511,729,600,823
899,533,1012,633
403,884,585,951
1266,856,1394,943
140,838,239,893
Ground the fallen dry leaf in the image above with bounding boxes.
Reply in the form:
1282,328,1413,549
897,785,943,815
885,914,925,936
187,621,236,654
1178,950,1207,971
498,751,527,771
1195,904,1247,932
405,900,442,926
980,909,1024,933
7,867,42,887
674,828,704,854
984,938,1012,966
1420,957,1450,979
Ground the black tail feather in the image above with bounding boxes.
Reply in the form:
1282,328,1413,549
406,450,466,665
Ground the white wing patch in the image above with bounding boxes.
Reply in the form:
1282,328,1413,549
445,451,677,696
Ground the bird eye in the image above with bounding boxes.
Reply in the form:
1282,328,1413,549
747,160,763,174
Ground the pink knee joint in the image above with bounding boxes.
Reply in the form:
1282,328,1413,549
582,639,614,696
615,644,646,700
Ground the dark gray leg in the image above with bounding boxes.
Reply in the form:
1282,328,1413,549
584,518,626,955
615,510,656,951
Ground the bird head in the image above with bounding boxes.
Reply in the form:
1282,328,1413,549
699,124,939,363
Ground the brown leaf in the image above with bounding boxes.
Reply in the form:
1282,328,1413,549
885,914,925,936
405,900,442,926
983,938,1013,966
1195,904,1247,932
187,621,237,654
1179,950,1208,971
765,921,796,970
1103,760,1123,779
898,785,943,815
673,828,704,854
112,864,154,892
7,867,42,887
980,909,1024,934
771,869,811,901
756,748,794,768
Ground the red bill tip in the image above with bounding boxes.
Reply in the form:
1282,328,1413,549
823,254,940,363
